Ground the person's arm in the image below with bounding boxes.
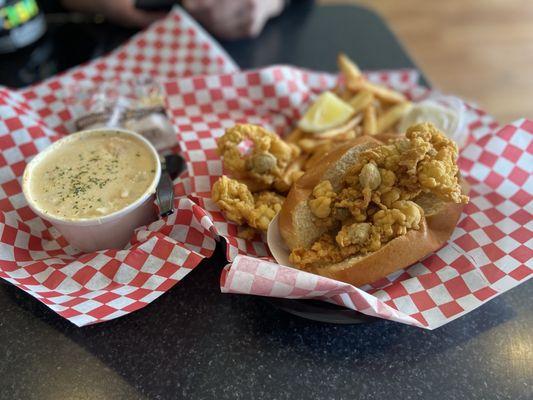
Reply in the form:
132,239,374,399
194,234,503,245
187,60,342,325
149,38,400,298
182,0,285,40
61,0,165,27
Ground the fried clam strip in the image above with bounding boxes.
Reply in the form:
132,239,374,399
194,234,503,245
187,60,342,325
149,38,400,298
212,176,285,233
274,155,306,193
345,122,468,204
217,124,300,192
289,123,468,269
214,124,309,237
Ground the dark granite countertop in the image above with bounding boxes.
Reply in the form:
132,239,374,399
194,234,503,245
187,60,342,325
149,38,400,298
1,248,532,399
0,4,531,400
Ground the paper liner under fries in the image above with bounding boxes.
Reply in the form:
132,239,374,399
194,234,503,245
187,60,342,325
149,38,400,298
0,7,237,326
163,66,532,330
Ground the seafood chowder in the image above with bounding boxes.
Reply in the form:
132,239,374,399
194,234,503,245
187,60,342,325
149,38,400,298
25,131,158,220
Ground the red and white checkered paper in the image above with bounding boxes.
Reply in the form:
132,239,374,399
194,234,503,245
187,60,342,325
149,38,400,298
0,7,237,326
18,6,238,135
163,66,532,329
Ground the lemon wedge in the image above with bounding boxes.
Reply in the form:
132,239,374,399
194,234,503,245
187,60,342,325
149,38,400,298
298,91,355,133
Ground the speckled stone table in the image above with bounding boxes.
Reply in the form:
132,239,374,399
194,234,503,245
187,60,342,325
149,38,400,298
1,4,531,400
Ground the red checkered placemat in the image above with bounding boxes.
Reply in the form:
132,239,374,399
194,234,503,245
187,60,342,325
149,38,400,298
0,7,237,326
163,66,532,330
17,6,238,135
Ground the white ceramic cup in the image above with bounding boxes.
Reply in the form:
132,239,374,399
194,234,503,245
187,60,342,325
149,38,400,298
22,128,162,253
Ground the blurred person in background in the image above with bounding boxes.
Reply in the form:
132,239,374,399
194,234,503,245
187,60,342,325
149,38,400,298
59,0,287,39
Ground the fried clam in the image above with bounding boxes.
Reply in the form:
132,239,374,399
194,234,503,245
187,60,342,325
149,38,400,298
212,176,285,232
216,124,301,192
279,123,468,286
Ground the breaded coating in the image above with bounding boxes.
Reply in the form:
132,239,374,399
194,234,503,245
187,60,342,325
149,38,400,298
248,191,285,231
212,176,254,225
290,200,422,268
217,124,300,192
212,176,284,232
308,180,336,218
290,123,467,269
345,122,468,204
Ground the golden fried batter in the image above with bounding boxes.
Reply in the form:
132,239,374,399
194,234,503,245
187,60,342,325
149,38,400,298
212,176,284,232
290,123,467,269
309,180,336,218
345,122,468,204
249,191,285,231
290,200,422,268
217,124,300,192
212,176,254,225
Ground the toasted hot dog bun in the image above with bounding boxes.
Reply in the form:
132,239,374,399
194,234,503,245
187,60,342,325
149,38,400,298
279,136,465,287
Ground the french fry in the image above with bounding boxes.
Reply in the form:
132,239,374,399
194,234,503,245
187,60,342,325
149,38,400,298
348,90,374,115
339,87,354,101
338,53,363,87
313,114,362,139
305,142,334,169
332,84,344,96
285,128,304,144
298,137,327,153
376,102,413,134
311,141,333,155
374,132,403,143
347,80,407,104
332,83,354,101
332,129,357,142
363,105,378,135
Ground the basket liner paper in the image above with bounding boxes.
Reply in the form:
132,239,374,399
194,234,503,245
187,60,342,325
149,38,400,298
162,66,532,329
0,7,237,326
